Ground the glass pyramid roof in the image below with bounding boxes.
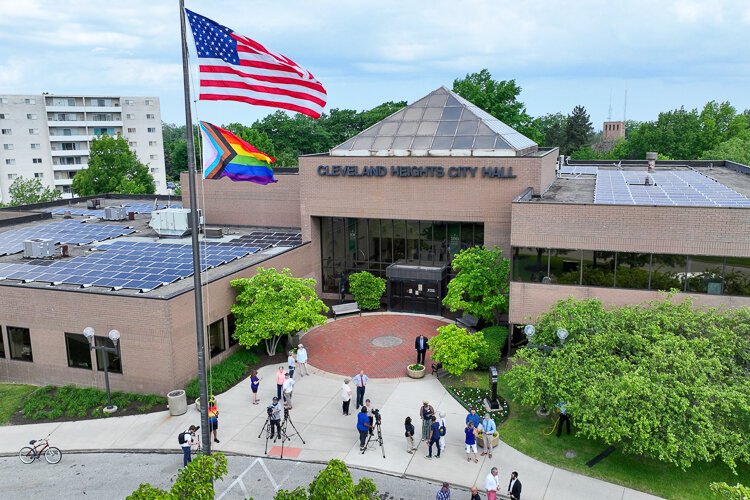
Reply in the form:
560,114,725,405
331,86,538,157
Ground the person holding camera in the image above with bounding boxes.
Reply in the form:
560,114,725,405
356,406,371,451
268,397,282,440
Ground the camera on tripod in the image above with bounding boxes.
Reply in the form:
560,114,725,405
372,408,382,425
283,406,290,420
266,405,274,416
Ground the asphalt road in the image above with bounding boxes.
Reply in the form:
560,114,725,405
1,451,461,499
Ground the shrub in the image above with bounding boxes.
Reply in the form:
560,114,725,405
476,326,509,369
275,459,377,499
185,349,259,399
430,324,488,376
128,453,229,499
347,271,386,310
21,385,162,421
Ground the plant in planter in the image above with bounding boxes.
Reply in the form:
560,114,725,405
407,363,426,379
347,271,386,310
477,430,501,448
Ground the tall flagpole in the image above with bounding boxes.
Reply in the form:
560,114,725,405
179,0,211,456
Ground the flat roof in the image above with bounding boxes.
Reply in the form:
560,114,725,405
0,199,302,299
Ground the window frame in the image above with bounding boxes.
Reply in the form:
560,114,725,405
65,332,93,370
7,326,32,362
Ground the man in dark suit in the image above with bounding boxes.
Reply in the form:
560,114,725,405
508,471,522,500
414,334,428,365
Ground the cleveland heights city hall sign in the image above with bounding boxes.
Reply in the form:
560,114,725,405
316,164,517,179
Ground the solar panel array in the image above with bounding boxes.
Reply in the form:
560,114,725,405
227,230,302,250
0,220,135,256
46,202,183,217
559,166,598,175
594,170,750,207
0,240,261,292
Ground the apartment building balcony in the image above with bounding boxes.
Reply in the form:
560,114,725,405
47,120,88,127
50,149,89,157
49,135,93,142
53,178,74,186
52,162,87,171
45,105,87,113
84,106,121,113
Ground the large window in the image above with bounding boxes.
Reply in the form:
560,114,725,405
582,251,615,287
8,326,32,362
550,249,582,285
65,333,92,369
614,253,650,290
208,319,225,357
320,217,484,293
227,314,238,347
95,336,122,374
686,256,724,294
512,247,548,283
651,254,686,291
723,257,750,297
0,328,5,358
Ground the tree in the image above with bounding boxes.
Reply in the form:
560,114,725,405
72,135,155,195
710,482,750,499
347,271,386,310
5,177,60,206
223,123,277,159
452,69,540,142
430,324,488,376
700,130,750,165
274,459,377,499
562,105,593,155
442,246,510,324
231,268,328,355
505,296,750,471
127,453,228,499
532,113,567,148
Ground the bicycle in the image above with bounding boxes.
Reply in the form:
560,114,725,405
19,434,62,464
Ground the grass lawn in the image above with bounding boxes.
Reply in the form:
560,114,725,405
0,384,37,424
441,369,749,500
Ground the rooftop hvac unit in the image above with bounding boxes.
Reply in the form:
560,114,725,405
103,206,128,221
149,208,202,238
86,198,103,209
204,227,223,238
23,238,55,259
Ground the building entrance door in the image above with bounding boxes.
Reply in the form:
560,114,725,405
386,261,448,316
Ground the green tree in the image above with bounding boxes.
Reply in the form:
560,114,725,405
223,122,277,159
532,113,567,148
710,482,750,499
231,268,328,355
347,271,386,310
72,135,155,195
505,296,750,471
5,177,60,206
442,246,510,324
430,324,488,376
275,459,377,500
452,69,540,142
562,105,593,155
700,130,750,165
127,453,228,499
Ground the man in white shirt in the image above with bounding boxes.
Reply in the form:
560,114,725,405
485,467,501,500
180,425,197,467
282,372,295,408
341,378,352,415
296,343,309,377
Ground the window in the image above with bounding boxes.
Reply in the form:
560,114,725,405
145,99,153,105
62,128,72,136
208,319,225,357
128,128,136,133
95,336,122,373
0,113,6,119
512,247,549,283
52,97,75,106
155,180,160,187
28,128,39,135
8,173,17,179
128,141,137,147
227,314,238,347
92,113,112,121
149,141,157,147
124,99,135,105
581,251,615,287
150,167,158,173
150,154,158,160
687,255,724,294
25,98,35,105
0,98,8,104
147,127,156,133
650,254,686,291
126,113,135,119
26,113,37,120
614,253,651,290
2,143,12,150
65,333,92,369
32,158,42,164
724,257,750,297
1,129,11,135
92,127,114,136
146,113,155,119
62,186,72,193
30,143,40,149
8,326,32,362
0,328,5,358
34,172,43,178
5,159,16,165
550,249,583,285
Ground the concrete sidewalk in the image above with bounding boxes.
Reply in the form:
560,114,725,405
0,364,660,500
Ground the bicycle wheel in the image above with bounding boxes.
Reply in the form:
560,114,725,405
19,447,35,464
45,447,62,464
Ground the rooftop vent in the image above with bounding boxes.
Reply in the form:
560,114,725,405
149,208,202,238
86,198,103,209
103,206,127,221
23,238,55,259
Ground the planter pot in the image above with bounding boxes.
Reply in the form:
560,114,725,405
407,365,426,379
194,395,216,412
477,432,500,448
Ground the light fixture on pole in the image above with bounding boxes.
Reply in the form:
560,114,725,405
556,327,569,344
523,324,535,341
83,327,121,414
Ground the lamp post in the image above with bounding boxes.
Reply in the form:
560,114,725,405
523,325,569,415
83,327,120,414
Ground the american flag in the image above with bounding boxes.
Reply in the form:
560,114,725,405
185,9,327,119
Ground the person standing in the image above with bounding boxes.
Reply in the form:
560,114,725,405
414,334,429,365
287,351,296,379
556,402,571,437
296,343,309,377
364,398,375,436
469,486,481,500
179,425,197,467
341,378,352,415
282,372,295,408
356,406,371,451
480,413,497,458
465,421,479,462
352,370,368,409
419,400,435,441
437,410,447,453
208,398,220,443
425,415,441,459
508,471,522,500
250,370,261,405
404,416,416,453
466,407,481,429
485,467,501,500
436,482,451,500
275,366,285,400
269,397,282,440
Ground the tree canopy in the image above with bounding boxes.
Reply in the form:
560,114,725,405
505,296,750,471
127,453,228,499
442,246,510,324
347,271,386,311
3,177,60,206
230,268,328,355
71,135,155,195
562,105,593,155
274,459,377,500
430,324,488,376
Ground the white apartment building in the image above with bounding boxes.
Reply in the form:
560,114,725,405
0,94,168,201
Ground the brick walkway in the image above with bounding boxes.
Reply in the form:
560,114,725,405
301,313,447,378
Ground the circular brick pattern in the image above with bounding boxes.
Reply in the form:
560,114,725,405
302,314,445,378
370,335,403,348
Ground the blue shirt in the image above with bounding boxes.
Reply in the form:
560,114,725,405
250,376,260,391
465,427,476,445
357,412,370,432
481,417,496,434
466,413,481,428
430,421,441,440
353,373,369,387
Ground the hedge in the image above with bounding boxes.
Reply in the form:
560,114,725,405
185,349,259,399
475,325,509,370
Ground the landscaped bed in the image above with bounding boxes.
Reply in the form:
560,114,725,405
445,386,509,425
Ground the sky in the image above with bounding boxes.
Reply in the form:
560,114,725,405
0,0,749,131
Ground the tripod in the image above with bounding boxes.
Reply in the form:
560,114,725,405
257,413,282,455
278,408,305,458
362,421,385,458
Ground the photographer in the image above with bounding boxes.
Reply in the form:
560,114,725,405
356,406,371,451
268,397,282,440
